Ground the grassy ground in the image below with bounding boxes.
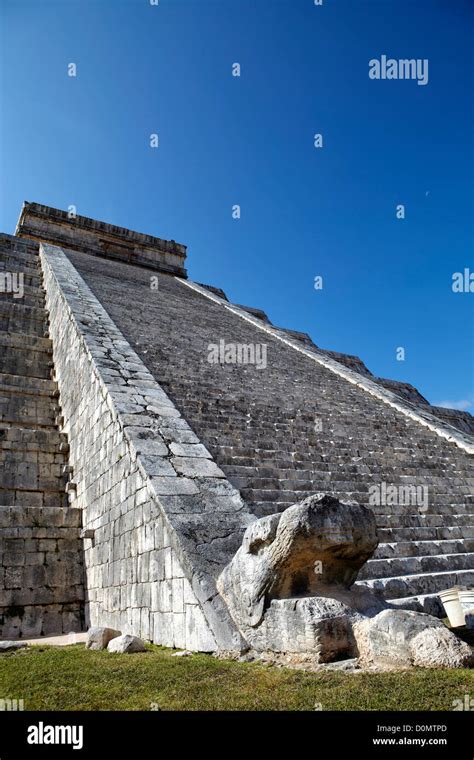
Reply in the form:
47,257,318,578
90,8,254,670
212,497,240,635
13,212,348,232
0,644,473,711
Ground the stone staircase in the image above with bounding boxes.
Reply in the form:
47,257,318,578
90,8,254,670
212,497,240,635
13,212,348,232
63,248,474,617
0,234,84,637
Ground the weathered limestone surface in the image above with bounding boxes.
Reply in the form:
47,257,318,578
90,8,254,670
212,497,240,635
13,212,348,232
41,243,253,651
64,250,474,615
107,634,146,653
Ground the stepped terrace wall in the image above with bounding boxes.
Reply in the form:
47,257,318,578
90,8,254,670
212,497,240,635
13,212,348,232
0,506,84,638
0,233,84,638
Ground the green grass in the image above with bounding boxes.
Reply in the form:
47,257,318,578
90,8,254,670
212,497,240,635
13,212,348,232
0,644,472,711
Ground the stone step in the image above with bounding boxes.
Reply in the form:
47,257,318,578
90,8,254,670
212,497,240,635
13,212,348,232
0,447,67,471
242,488,313,503
0,243,40,263
0,372,58,399
360,551,474,581
0,425,68,453
206,431,467,458
386,593,446,617
0,504,82,528
0,353,52,380
0,239,40,260
0,283,44,307
356,568,474,600
0,254,40,268
221,454,471,477
0,293,44,310
372,500,473,514
0,253,40,267
0,389,59,426
0,335,53,380
0,331,52,352
0,233,40,251
378,524,474,542
250,510,474,536
226,455,444,478
223,460,468,478
375,513,473,528
0,300,48,323
251,501,296,517
0,305,48,338
0,265,42,289
0,452,68,492
222,456,467,478
0,487,68,508
234,476,317,491
240,439,462,455
0,268,42,285
240,486,471,514
0,275,42,294
374,537,473,559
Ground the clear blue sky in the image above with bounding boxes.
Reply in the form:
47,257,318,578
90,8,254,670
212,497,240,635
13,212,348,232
1,0,473,409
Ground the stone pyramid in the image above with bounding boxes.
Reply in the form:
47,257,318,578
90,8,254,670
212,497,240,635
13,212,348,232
0,202,472,656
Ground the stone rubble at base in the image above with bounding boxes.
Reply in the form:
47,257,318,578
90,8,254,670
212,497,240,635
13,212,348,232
107,634,146,654
86,626,121,651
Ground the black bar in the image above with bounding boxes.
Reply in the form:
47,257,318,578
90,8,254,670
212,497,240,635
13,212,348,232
0,711,472,758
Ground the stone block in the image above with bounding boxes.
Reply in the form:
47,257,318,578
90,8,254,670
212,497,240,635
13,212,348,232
86,626,122,651
107,634,146,653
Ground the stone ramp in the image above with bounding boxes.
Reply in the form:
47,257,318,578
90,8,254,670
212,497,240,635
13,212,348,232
0,234,84,637
63,248,474,615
